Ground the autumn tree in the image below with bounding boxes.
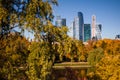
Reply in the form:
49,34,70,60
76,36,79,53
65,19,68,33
87,39,120,79
65,39,86,62
93,39,120,55
26,22,69,80
0,0,58,80
96,55,120,80
0,33,30,80
87,47,104,78
0,0,90,80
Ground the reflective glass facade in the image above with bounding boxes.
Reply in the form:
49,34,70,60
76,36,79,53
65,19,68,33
78,12,84,41
74,17,80,40
84,24,91,42
96,24,102,40
55,16,66,27
67,22,74,38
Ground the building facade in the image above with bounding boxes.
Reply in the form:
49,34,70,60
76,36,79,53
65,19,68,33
68,22,74,38
62,18,66,26
78,12,84,41
72,12,84,41
84,24,91,42
91,15,102,40
55,16,66,27
67,13,102,41
91,15,96,39
74,17,80,40
115,34,120,40
96,24,102,40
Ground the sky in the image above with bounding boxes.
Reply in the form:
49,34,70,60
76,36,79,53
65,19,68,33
53,0,120,39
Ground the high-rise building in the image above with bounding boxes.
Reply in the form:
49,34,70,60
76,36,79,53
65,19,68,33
67,22,74,38
91,15,96,39
67,13,102,41
78,12,84,41
115,34,120,40
55,16,66,27
55,16,62,27
73,12,84,41
91,15,102,40
96,24,102,40
74,17,79,40
62,18,66,26
84,24,91,42
73,21,75,39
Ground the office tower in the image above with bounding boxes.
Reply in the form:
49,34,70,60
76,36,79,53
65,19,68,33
84,24,91,42
78,12,84,41
73,12,84,41
96,24,102,40
115,34,120,40
73,21,75,39
91,15,96,39
55,16,61,27
55,16,66,27
62,18,66,26
67,22,74,38
91,15,102,40
74,17,79,40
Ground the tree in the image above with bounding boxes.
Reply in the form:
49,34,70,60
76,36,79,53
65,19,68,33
93,39,120,55
26,21,70,80
87,47,104,72
0,0,57,35
0,0,58,80
0,33,30,80
96,55,120,80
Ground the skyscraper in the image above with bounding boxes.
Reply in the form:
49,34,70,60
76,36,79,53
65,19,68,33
55,16,66,27
74,17,79,40
67,13,102,41
55,16,62,27
96,24,102,40
62,18,66,26
115,34,120,40
78,12,84,41
67,22,74,38
84,24,91,42
73,12,84,41
91,15,96,39
91,15,102,40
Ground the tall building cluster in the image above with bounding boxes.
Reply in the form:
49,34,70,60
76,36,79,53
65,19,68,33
55,12,102,42
55,16,66,27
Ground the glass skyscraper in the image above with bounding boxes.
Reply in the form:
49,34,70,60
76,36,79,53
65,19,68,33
68,22,74,38
55,16,66,27
67,12,84,41
62,18,66,26
115,34,120,40
74,17,79,40
78,12,84,41
67,13,102,41
84,24,91,42
96,24,102,40
73,12,84,41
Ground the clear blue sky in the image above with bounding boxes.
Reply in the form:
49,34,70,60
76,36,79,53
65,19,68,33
53,0,120,39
